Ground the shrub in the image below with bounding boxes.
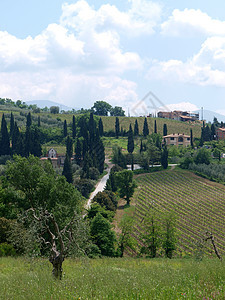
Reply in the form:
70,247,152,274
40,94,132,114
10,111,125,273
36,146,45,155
0,243,16,257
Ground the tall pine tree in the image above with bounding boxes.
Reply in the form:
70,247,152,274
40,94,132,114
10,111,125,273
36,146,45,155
0,113,10,156
98,118,104,136
75,138,82,165
134,119,139,136
163,124,167,136
66,136,73,158
143,117,149,137
115,117,120,139
63,120,68,137
10,112,14,138
154,120,157,134
72,115,76,139
127,124,134,154
62,154,73,183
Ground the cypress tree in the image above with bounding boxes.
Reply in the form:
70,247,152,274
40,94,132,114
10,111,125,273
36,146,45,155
72,115,76,139
75,138,82,165
63,120,68,137
140,139,143,153
38,116,41,127
31,127,42,157
0,113,10,155
96,139,105,174
115,117,120,139
24,127,32,157
89,112,96,151
190,129,194,148
161,145,168,169
143,117,149,137
154,120,157,134
134,119,139,136
10,112,14,138
26,112,32,127
82,153,91,179
82,139,88,160
163,124,167,136
127,124,134,154
66,136,73,158
98,117,104,136
62,154,73,183
211,124,216,140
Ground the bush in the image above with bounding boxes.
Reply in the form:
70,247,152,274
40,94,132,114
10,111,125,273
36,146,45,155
74,179,95,198
89,167,100,180
0,243,16,257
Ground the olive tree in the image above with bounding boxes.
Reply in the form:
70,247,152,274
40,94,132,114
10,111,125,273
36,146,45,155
6,155,86,279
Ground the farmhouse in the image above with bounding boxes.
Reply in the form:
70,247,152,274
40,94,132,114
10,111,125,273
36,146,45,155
163,133,191,147
216,128,225,140
158,110,199,122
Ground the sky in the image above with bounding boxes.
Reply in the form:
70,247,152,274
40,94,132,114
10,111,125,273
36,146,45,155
1,0,225,116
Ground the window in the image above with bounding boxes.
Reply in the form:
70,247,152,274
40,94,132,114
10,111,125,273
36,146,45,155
170,137,174,140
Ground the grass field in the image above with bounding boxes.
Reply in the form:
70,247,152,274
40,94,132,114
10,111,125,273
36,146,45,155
1,257,225,299
132,169,225,258
100,116,202,138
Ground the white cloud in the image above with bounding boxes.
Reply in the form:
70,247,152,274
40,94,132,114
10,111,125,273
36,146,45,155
60,0,162,36
147,36,225,87
161,102,199,112
161,8,225,37
0,0,159,105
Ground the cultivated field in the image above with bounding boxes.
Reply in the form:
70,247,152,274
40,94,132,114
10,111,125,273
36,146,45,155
132,169,225,257
1,257,225,299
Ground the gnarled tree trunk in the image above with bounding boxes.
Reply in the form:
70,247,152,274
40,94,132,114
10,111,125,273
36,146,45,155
49,250,64,280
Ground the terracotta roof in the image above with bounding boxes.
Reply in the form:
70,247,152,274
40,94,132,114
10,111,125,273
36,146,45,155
163,133,190,138
217,128,225,132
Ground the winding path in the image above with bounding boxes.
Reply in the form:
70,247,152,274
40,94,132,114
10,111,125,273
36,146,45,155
85,158,114,210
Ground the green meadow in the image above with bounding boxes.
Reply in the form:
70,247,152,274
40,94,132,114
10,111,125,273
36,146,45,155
1,257,225,299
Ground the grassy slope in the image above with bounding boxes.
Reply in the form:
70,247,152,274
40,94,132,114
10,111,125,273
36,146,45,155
1,257,225,299
132,168,225,257
100,116,202,138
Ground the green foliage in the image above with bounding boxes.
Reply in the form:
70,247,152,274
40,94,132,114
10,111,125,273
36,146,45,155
98,117,104,136
163,123,167,136
134,119,139,136
0,113,10,156
72,115,76,139
112,146,127,169
0,243,16,257
62,154,73,183
93,191,117,212
63,119,67,137
118,215,137,257
161,145,168,169
92,101,112,116
110,106,125,116
194,148,211,165
115,117,120,139
143,117,149,137
50,106,59,114
127,124,134,154
90,213,116,256
86,203,115,222
115,170,136,205
74,178,95,198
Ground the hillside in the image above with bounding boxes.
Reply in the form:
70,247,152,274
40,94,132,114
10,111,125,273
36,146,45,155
132,169,225,257
100,116,202,138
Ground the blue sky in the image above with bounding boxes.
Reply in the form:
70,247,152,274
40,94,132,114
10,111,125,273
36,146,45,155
0,0,225,116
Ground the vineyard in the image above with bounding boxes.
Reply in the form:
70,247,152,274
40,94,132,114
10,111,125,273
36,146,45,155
132,169,225,257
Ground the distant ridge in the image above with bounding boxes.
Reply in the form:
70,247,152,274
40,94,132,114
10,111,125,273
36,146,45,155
25,100,79,111
194,109,225,123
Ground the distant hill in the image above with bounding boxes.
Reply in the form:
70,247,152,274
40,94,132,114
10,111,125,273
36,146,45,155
25,100,79,111
194,109,225,123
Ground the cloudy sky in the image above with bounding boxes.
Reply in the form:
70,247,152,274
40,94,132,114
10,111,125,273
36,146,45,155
1,0,225,115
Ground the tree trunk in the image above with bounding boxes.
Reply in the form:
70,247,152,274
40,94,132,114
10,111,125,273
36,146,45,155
49,252,64,280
